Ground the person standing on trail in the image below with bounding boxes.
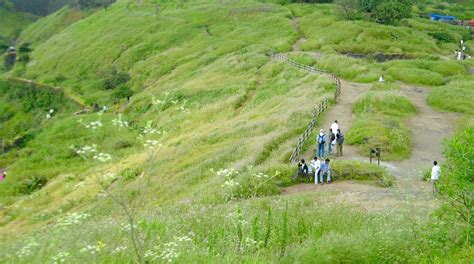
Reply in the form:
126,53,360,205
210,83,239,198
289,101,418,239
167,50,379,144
328,128,336,157
431,161,441,194
310,156,321,185
317,129,326,158
379,76,385,83
319,158,331,184
331,120,339,135
336,129,344,157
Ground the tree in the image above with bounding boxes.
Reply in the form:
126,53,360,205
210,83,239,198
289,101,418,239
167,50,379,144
373,0,412,24
335,0,360,20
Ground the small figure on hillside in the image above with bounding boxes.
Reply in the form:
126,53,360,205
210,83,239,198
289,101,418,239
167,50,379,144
379,75,385,83
127,95,131,104
316,129,327,158
310,156,321,185
94,102,100,112
293,159,310,181
328,128,336,157
102,105,108,113
46,112,52,119
431,161,441,195
336,129,345,157
0,170,6,181
331,120,339,135
319,158,331,184
49,109,54,115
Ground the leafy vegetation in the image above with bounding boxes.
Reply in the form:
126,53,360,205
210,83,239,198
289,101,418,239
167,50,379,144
348,90,416,160
428,76,474,114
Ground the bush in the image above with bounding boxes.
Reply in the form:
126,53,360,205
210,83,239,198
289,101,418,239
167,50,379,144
353,91,416,117
387,67,444,86
331,160,395,187
428,78,474,114
100,68,131,90
347,114,412,160
429,31,455,44
373,0,412,25
16,175,48,194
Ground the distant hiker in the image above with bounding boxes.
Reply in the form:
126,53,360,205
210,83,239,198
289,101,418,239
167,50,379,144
102,105,108,113
46,112,51,119
454,50,459,59
319,158,331,184
379,75,385,82
331,120,339,135
336,129,344,157
49,109,54,115
127,95,131,104
293,159,310,181
317,129,326,158
328,128,336,157
431,161,441,194
0,170,6,181
94,102,100,112
310,156,321,185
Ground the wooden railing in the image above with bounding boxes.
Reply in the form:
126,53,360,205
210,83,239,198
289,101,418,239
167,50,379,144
267,51,342,162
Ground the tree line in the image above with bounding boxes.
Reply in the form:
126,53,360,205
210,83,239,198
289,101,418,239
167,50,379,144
0,0,115,16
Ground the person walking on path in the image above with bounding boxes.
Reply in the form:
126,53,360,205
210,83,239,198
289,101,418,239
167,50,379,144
317,129,326,158
431,161,441,194
319,158,331,184
336,129,344,157
310,156,321,185
328,128,336,157
331,120,339,136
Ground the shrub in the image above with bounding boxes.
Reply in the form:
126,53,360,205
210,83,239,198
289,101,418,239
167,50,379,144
347,114,412,160
428,78,474,114
16,175,48,194
353,91,416,117
100,68,131,90
331,160,395,187
429,31,455,44
387,67,444,86
373,0,412,25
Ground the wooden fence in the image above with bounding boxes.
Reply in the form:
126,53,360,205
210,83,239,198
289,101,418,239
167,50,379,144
268,51,342,162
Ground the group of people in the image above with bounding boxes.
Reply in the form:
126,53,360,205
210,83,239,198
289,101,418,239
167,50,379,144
294,120,345,185
317,120,345,158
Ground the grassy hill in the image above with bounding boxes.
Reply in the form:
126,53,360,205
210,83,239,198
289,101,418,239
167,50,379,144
0,1,472,263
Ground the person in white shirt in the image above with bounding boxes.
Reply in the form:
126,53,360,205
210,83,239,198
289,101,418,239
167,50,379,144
310,157,321,185
331,120,339,136
379,75,385,82
431,161,441,194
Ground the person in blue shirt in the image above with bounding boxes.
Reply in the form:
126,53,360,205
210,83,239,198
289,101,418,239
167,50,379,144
319,158,331,184
316,129,326,158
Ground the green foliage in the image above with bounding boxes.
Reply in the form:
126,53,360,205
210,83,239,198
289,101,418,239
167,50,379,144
101,68,131,90
332,160,395,186
373,0,412,25
353,91,416,117
428,77,474,114
437,122,473,240
387,67,444,86
429,31,455,44
347,114,412,160
16,175,48,194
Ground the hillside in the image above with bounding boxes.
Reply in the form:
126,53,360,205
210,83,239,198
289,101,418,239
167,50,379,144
0,8,34,52
0,1,473,263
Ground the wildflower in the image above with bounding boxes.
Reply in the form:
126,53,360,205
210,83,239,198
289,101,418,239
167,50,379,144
80,241,106,255
112,245,127,254
101,173,117,182
17,240,39,258
72,144,98,158
112,114,130,128
93,153,112,162
216,168,238,177
85,121,103,130
143,140,162,149
73,181,85,190
221,179,240,188
159,242,179,263
51,251,70,264
55,212,91,229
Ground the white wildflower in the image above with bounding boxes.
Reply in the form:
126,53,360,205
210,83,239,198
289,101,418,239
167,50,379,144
17,240,39,258
93,153,112,162
80,241,106,255
51,251,70,264
112,245,127,254
55,212,91,229
112,114,130,128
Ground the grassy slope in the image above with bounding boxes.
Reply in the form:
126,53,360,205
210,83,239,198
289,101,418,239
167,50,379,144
0,1,473,262
0,8,34,43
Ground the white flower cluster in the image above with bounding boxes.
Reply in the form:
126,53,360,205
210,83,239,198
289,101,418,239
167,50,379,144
216,168,238,178
73,144,97,157
120,223,137,233
142,121,158,135
101,173,117,182
144,235,193,263
93,153,112,162
177,99,189,113
112,114,130,128
17,240,39,258
152,92,169,105
143,140,162,149
254,172,270,179
112,245,127,254
51,251,70,264
222,178,240,188
79,241,106,255
85,121,103,130
55,212,91,229
158,242,179,263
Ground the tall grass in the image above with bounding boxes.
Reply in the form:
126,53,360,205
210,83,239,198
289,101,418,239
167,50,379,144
428,77,474,114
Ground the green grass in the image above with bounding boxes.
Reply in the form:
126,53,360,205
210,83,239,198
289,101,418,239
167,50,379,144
353,90,416,117
428,76,474,114
0,8,35,43
0,1,473,262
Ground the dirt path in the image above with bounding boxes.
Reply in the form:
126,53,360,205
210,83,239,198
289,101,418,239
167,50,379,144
282,74,458,211
291,17,306,52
